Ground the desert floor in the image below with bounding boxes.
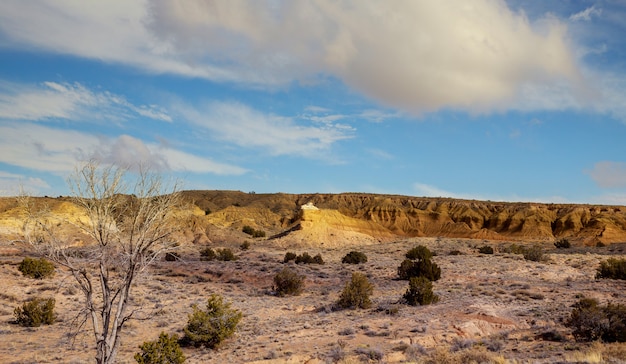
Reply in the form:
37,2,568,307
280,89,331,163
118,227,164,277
0,238,625,363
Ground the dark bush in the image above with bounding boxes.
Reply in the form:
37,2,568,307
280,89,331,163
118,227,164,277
336,272,374,309
397,259,441,281
522,246,544,262
164,252,180,261
342,251,368,264
312,253,325,265
403,276,439,306
200,247,216,261
554,238,571,249
182,294,242,349
240,241,250,251
273,268,305,296
216,248,238,261
283,252,297,263
134,332,186,364
242,225,265,238
295,252,314,264
566,297,626,342
478,245,494,254
501,244,525,255
405,245,433,261
596,258,626,280
14,297,56,327
18,257,55,279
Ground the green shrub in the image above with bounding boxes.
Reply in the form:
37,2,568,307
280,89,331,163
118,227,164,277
199,247,216,261
312,253,324,265
295,252,314,264
134,332,186,364
14,297,56,327
397,259,441,281
596,258,626,280
554,238,571,249
403,276,439,306
164,252,180,261
273,268,305,296
342,251,368,264
216,248,238,261
522,246,544,262
566,297,626,342
501,243,525,255
478,245,494,254
242,225,265,238
18,257,55,279
336,272,374,309
283,252,297,263
182,294,242,349
405,245,433,261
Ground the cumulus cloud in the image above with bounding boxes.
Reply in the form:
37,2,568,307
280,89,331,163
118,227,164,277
0,0,589,115
0,123,246,175
588,161,626,188
0,81,171,122
177,101,354,158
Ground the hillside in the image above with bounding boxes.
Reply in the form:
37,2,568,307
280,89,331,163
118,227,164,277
1,191,625,247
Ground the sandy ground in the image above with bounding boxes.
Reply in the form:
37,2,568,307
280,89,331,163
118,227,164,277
0,238,625,363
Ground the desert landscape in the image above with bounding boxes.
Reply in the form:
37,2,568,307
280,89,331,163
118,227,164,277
0,191,625,363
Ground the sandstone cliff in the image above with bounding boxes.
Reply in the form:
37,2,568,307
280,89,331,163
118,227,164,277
1,191,625,246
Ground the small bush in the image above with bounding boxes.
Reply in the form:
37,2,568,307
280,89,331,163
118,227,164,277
216,248,238,261
182,294,242,349
240,241,250,251
312,253,324,265
405,245,433,261
164,252,180,261
14,297,56,327
336,272,374,309
242,225,265,238
554,238,571,249
478,245,494,254
501,243,525,255
596,258,626,280
294,252,324,265
283,252,297,263
18,257,55,279
397,259,441,281
199,247,216,261
522,245,544,262
273,268,305,296
342,251,368,264
566,297,626,342
134,332,186,364
403,276,439,306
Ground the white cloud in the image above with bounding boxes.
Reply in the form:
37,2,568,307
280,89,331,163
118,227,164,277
178,101,354,158
0,81,171,122
0,0,587,115
588,161,626,188
0,172,50,196
0,123,246,175
570,6,602,22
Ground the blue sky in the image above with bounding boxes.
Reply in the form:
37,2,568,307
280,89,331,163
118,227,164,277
0,1,625,205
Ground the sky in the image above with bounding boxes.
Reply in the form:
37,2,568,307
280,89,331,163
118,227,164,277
0,1,625,205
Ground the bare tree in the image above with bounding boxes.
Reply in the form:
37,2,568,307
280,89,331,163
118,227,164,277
20,161,181,364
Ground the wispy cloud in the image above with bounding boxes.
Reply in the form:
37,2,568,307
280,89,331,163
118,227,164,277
178,100,354,158
0,81,171,122
0,123,246,175
570,6,602,22
587,161,626,188
0,171,50,196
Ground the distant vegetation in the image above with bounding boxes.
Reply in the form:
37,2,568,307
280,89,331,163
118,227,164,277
342,251,368,264
14,297,56,327
397,245,441,281
554,238,571,249
596,258,626,280
478,245,494,254
242,225,265,238
273,267,305,296
18,257,55,279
